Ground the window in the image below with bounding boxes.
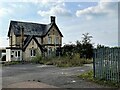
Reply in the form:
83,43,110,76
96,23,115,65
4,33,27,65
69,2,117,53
11,51,14,55
30,49,36,57
33,50,36,56
55,37,59,44
15,51,17,57
48,37,52,44
18,51,20,57
15,51,21,58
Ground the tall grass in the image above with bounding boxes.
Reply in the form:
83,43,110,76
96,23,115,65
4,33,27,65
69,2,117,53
31,53,93,67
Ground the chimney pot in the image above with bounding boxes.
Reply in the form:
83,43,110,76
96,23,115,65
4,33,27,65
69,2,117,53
51,16,55,23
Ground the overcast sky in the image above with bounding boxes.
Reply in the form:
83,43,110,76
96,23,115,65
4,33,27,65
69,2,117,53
0,0,119,48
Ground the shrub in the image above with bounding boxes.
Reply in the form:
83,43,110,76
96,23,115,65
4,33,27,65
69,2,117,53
31,54,42,64
2,61,21,66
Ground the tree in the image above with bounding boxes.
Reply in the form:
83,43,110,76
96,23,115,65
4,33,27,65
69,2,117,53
61,33,93,59
75,40,82,53
62,43,76,59
97,44,109,49
81,33,93,44
80,33,93,59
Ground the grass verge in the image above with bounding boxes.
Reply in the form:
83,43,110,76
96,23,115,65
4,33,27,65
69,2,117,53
2,61,21,66
77,70,120,88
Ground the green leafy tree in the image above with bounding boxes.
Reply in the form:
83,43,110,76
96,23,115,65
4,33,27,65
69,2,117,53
82,33,93,44
80,33,93,59
62,43,75,59
75,40,82,53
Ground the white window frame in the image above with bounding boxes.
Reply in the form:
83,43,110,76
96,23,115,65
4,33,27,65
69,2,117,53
30,49,36,57
14,51,21,58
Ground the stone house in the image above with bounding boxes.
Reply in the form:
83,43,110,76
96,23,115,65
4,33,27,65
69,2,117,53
6,16,63,61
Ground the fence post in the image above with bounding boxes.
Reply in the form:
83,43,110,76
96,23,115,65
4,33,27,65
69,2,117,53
93,49,96,78
118,48,120,82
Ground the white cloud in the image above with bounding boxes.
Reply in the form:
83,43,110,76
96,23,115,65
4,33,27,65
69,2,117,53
0,0,118,2
10,3,24,8
37,1,72,17
0,8,13,19
40,0,65,5
76,1,118,19
38,5,72,17
78,4,82,7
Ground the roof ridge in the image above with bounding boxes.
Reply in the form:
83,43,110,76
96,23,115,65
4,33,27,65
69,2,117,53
11,20,49,26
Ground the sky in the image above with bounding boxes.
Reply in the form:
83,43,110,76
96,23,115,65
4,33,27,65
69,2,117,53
0,0,119,48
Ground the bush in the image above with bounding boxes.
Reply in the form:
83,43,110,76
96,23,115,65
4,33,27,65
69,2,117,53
31,55,42,64
45,55,92,67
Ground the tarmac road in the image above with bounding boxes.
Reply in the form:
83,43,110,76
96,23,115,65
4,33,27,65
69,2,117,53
2,63,110,88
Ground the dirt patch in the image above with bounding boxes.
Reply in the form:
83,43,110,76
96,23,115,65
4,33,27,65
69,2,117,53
6,81,58,88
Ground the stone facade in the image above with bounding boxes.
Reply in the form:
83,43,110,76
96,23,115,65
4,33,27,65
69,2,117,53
6,16,63,61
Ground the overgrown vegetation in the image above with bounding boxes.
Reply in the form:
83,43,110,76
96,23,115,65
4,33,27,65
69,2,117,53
78,70,120,88
62,33,94,59
31,53,93,67
2,55,93,67
2,61,21,66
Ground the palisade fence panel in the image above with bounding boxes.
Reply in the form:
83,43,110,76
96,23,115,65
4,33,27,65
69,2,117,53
93,48,120,83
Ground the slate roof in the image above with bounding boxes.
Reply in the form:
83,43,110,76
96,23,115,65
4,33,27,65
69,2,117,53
8,20,53,37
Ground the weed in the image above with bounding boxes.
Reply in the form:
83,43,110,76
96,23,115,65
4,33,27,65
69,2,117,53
77,70,120,88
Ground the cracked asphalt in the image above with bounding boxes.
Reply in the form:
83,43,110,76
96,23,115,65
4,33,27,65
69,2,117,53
2,63,111,88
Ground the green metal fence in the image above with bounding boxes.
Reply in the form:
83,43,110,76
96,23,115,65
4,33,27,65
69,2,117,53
93,47,120,83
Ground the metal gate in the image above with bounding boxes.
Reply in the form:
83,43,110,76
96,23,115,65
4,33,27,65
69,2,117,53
93,47,120,83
